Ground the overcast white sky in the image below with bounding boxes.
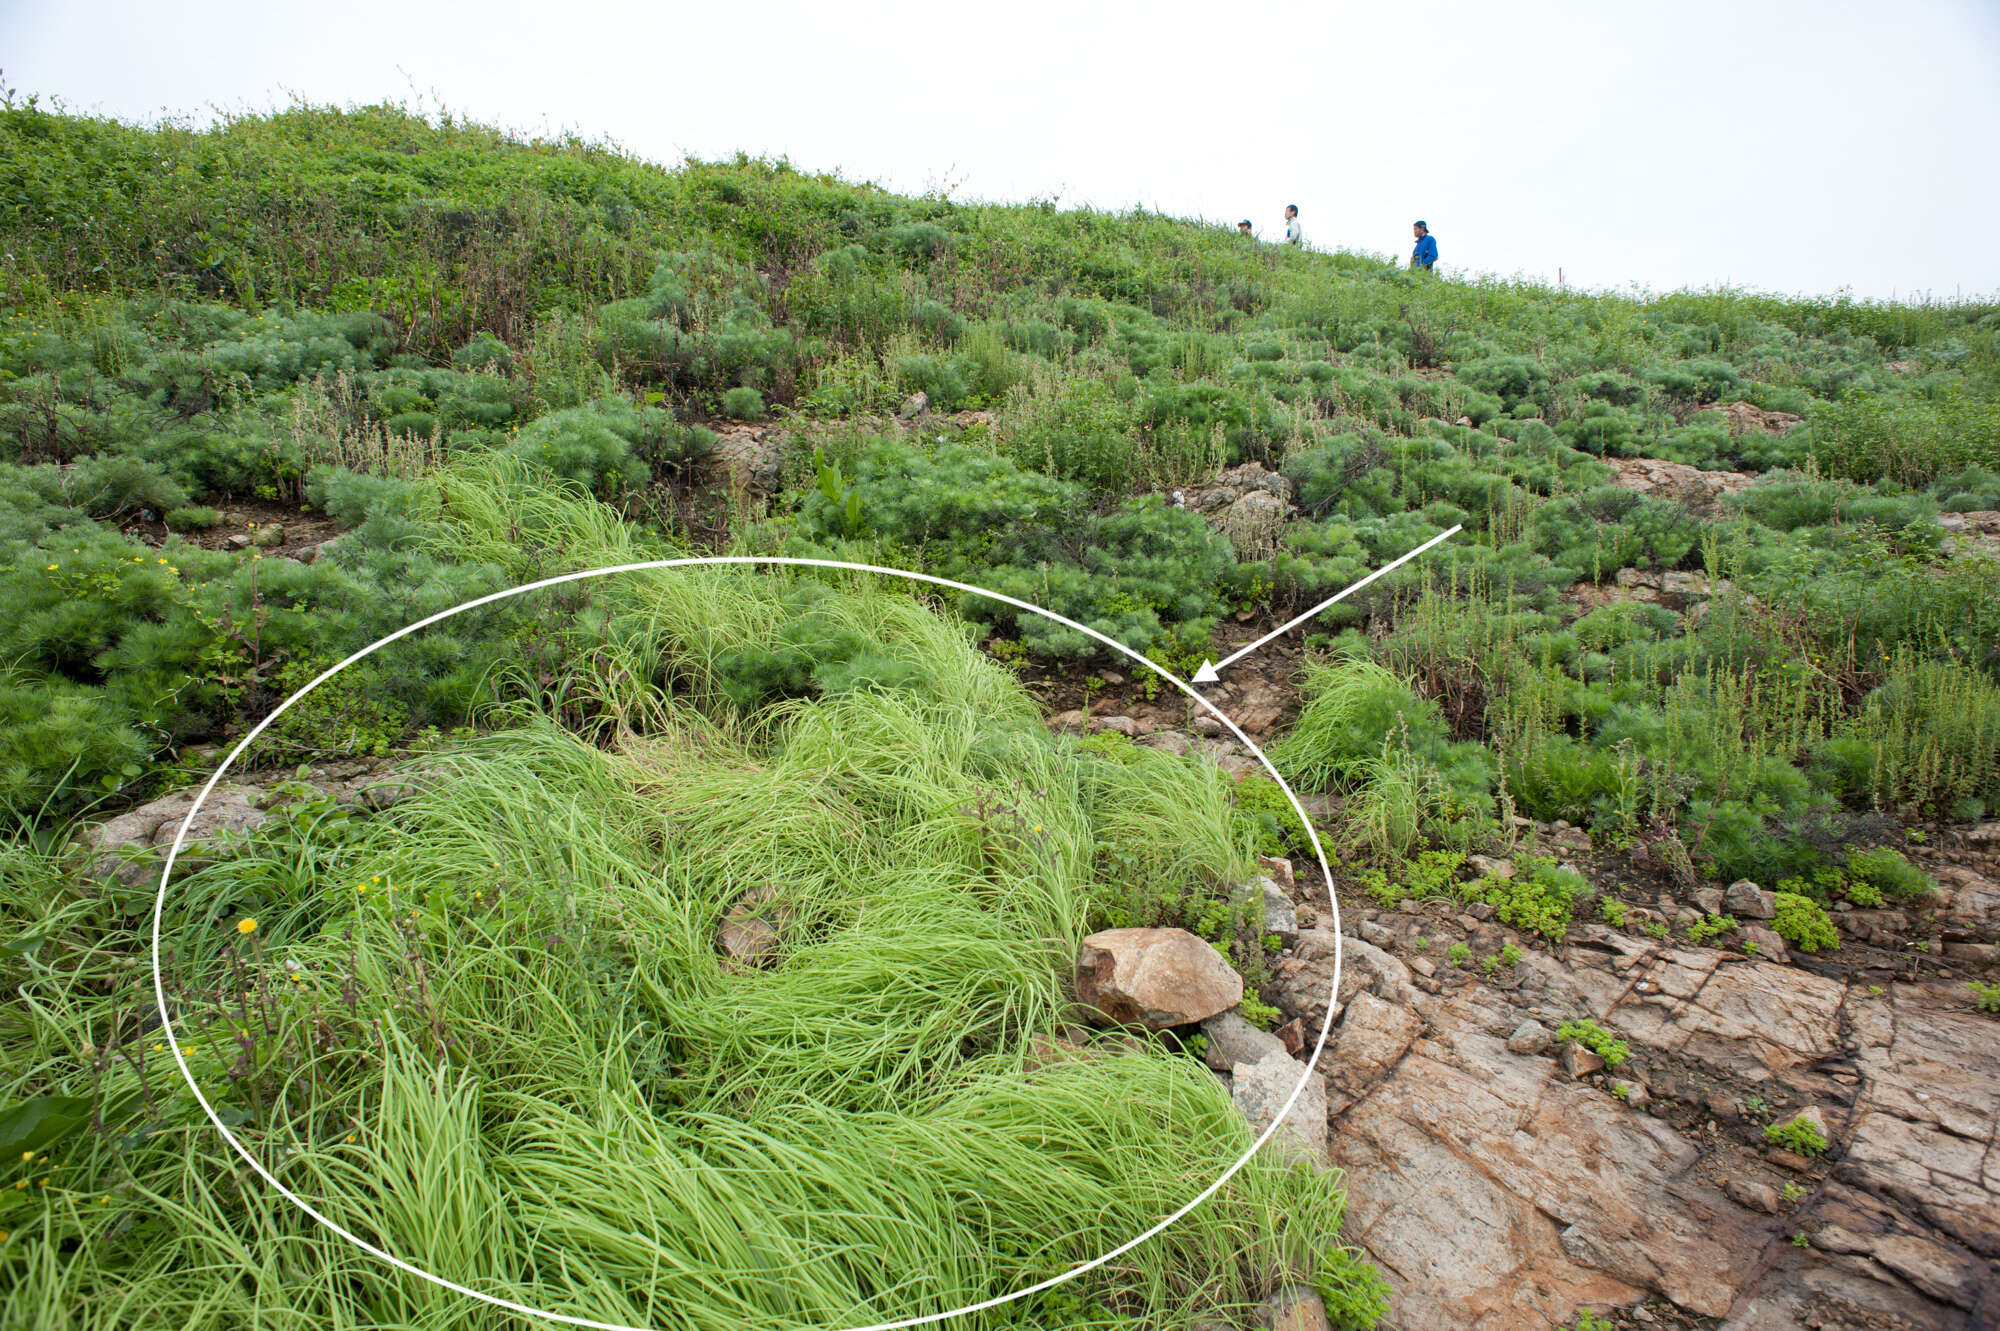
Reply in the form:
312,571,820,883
4,0,1996,301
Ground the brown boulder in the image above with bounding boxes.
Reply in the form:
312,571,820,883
1075,928,1243,1029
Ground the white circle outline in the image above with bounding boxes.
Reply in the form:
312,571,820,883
148,555,1345,1331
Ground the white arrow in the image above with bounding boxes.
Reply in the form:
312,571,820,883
1192,524,1463,684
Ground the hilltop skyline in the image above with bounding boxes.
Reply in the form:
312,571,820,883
4,0,1997,303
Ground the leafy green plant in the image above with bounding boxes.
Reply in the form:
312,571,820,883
1772,891,1840,954
1477,855,1587,942
1686,913,1738,945
1971,981,2000,1013
1765,1115,1829,1156
1556,1018,1629,1069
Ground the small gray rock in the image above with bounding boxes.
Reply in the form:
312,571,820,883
1561,1041,1605,1079
1725,879,1776,919
1506,1019,1551,1056
1257,1284,1334,1331
1136,730,1192,757
1231,1057,1327,1164
1724,1175,1781,1214
1739,924,1790,964
1199,1010,1289,1072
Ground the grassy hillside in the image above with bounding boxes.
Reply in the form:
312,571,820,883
2,99,1998,1329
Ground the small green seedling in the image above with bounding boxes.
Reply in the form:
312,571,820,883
1765,1115,1828,1157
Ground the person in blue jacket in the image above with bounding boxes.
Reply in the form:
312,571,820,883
1411,220,1438,271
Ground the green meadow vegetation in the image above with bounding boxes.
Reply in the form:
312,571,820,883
1,94,1998,1328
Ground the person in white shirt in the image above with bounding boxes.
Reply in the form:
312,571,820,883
1281,204,1303,246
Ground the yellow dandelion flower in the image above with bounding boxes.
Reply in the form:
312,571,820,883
46,563,57,571
180,1045,194,1057
237,917,257,935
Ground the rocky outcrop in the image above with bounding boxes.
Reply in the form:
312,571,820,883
1075,928,1243,1029
1174,463,1295,559
86,785,269,886
703,425,787,495
1608,456,1755,518
1695,400,1805,435
85,764,419,887
1289,909,2000,1328
1939,510,2000,560
1231,1054,1328,1164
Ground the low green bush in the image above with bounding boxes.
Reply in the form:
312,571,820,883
163,505,222,532
721,386,766,420
1843,846,1934,902
1771,891,1839,953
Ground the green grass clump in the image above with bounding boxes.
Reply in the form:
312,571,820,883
162,504,221,532
1271,652,1494,861
1,461,1378,1326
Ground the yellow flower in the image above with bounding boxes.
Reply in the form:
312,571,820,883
45,563,57,571
345,1135,356,1144
180,1045,194,1057
17,1151,28,1163
237,917,257,935
12,1180,24,1190
150,1042,163,1053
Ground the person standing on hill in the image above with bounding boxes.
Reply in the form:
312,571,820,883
1239,219,1256,238
1411,220,1438,271
1281,204,1303,246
